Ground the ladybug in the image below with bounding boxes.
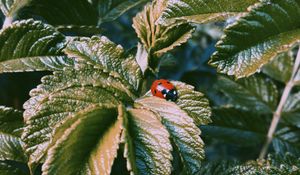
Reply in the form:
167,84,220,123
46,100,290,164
151,79,178,102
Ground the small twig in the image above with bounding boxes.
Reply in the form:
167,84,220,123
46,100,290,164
259,81,294,159
259,46,300,159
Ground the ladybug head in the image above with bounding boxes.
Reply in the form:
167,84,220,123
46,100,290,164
166,89,178,102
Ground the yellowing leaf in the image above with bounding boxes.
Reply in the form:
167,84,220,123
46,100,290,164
124,108,172,175
42,104,122,175
133,1,194,56
22,65,132,168
135,97,205,174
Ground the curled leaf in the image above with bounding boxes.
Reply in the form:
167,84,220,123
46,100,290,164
133,1,194,56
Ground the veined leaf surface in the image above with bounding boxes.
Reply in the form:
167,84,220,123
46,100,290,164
124,108,172,175
158,0,258,25
0,106,27,163
95,0,148,24
173,81,212,125
210,0,300,78
133,1,194,57
22,64,134,167
0,19,71,73
64,36,142,91
136,97,205,174
216,75,278,113
42,105,122,175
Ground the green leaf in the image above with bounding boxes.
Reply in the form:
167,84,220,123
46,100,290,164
262,52,294,83
124,108,172,175
158,0,258,25
210,0,300,78
0,19,72,73
0,106,23,136
227,153,300,174
273,126,300,156
22,65,133,167
295,70,300,85
216,75,278,113
0,56,74,73
135,97,205,174
64,36,142,92
283,92,300,127
203,107,268,147
269,153,300,170
0,0,29,17
0,161,28,175
19,0,98,26
133,1,194,56
55,25,102,37
42,104,122,175
204,107,300,155
173,81,212,125
0,134,26,162
0,106,27,163
198,160,239,175
95,0,148,24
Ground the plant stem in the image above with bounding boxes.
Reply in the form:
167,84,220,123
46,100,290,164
259,81,293,159
259,47,300,159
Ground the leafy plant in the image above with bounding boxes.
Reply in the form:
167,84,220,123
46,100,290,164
0,0,300,174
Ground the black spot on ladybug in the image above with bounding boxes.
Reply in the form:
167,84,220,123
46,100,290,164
154,90,157,94
158,82,162,85
166,81,171,84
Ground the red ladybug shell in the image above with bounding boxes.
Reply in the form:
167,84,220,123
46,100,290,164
151,79,178,101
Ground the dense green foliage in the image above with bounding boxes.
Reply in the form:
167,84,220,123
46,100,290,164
0,0,300,174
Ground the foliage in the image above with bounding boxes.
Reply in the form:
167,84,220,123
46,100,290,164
210,0,300,78
227,153,300,174
0,0,300,174
0,19,71,73
158,0,259,25
0,106,28,174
